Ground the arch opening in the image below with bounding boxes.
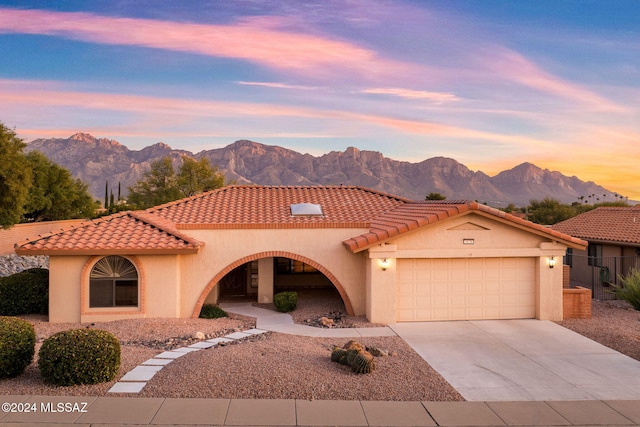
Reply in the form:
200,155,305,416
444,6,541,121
193,252,354,318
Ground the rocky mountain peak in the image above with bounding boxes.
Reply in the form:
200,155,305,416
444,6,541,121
69,132,96,143
69,132,122,148
26,134,617,207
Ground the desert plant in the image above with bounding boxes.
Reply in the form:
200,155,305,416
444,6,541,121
199,304,229,319
39,329,121,386
609,268,640,310
0,316,36,379
346,348,360,366
329,340,376,374
331,347,347,363
273,291,297,312
351,350,376,374
0,268,49,315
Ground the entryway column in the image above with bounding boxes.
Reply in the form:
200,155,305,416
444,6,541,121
537,242,567,320
366,245,397,324
257,257,274,304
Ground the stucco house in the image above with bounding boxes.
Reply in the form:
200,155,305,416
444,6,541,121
552,206,640,297
14,185,586,324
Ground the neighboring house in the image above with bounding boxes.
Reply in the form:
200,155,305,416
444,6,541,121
552,206,640,296
15,185,586,324
0,220,85,255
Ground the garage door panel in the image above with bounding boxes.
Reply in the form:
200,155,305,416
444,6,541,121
468,282,484,292
397,258,535,321
450,269,467,280
467,295,484,305
432,295,448,306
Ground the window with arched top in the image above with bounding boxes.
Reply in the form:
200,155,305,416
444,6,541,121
89,256,139,308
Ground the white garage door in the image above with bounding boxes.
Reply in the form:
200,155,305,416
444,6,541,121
396,258,535,321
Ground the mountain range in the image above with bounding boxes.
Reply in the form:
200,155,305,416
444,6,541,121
26,133,615,207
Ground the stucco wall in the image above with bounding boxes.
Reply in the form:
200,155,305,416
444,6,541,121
46,227,368,322
390,213,545,255
49,256,87,323
363,212,568,323
180,228,369,317
44,213,571,323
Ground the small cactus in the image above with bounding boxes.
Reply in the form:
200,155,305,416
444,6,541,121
351,350,376,374
330,340,377,373
346,348,360,366
338,354,349,365
331,347,347,363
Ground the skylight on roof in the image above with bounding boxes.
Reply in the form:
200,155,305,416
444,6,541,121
291,203,323,216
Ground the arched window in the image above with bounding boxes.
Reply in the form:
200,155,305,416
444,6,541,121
89,256,138,308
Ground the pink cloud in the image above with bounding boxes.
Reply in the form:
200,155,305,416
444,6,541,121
0,8,411,79
0,78,544,145
361,88,461,103
235,81,319,90
485,47,627,112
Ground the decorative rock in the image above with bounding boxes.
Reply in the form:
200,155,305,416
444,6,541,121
320,317,334,327
366,346,388,357
303,311,345,328
0,255,49,277
192,331,205,340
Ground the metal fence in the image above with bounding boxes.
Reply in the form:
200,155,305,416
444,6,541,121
567,255,640,300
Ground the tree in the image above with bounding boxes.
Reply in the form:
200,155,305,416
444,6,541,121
22,151,96,222
177,156,225,197
526,198,575,225
127,157,180,209
104,181,109,209
498,203,519,214
0,123,31,228
425,192,446,201
127,156,225,209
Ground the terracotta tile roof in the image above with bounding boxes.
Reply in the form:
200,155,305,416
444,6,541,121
14,211,203,255
343,200,588,252
552,206,640,245
14,186,586,256
149,185,407,228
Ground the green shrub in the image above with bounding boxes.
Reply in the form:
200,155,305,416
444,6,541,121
609,268,640,310
0,317,36,379
273,291,297,312
0,268,49,315
39,329,120,386
199,304,229,319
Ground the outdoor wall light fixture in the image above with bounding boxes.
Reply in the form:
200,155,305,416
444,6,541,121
548,256,556,269
379,258,390,271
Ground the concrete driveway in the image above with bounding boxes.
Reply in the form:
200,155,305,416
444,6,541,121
390,319,640,401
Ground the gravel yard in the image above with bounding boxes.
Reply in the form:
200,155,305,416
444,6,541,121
556,299,640,361
0,316,255,397
1,290,639,401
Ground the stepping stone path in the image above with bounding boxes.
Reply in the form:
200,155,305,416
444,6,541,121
108,328,268,393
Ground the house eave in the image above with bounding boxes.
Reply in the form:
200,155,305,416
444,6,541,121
14,247,201,256
578,238,640,248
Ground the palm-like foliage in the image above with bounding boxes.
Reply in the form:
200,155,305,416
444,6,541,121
609,268,640,310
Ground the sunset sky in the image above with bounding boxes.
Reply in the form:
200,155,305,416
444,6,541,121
0,1,638,200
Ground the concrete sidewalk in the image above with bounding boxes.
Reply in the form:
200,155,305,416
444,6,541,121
2,395,640,426
219,302,398,337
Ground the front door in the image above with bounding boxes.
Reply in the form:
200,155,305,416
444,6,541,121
219,264,249,298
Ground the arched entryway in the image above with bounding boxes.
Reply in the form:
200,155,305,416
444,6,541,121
192,251,354,317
